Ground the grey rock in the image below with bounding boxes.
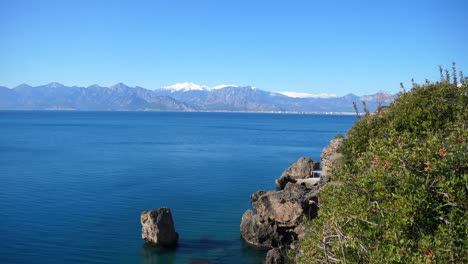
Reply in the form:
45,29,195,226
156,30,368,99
240,209,279,249
250,190,267,202
253,186,318,225
320,138,343,185
240,184,319,249
252,190,304,227
141,207,178,247
265,248,289,264
275,157,320,189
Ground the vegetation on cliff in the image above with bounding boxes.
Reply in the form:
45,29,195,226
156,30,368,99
297,66,467,263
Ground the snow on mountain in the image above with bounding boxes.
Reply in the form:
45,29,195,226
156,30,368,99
1,82,394,112
161,82,209,91
161,83,245,91
47,82,65,88
211,84,239,90
277,91,338,99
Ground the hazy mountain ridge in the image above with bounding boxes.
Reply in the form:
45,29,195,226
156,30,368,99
0,82,394,112
0,83,192,111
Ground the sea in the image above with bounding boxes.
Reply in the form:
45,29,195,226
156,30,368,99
0,111,355,264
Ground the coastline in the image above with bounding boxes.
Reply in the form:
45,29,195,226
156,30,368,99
0,109,357,115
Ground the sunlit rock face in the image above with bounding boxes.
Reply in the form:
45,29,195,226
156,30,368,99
141,207,178,247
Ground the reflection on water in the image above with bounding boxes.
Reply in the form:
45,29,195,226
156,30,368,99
142,244,176,264
142,238,266,264
240,238,268,264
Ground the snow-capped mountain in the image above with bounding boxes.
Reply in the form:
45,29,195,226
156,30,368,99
212,84,239,90
160,82,241,92
161,82,210,91
277,91,338,99
0,82,394,112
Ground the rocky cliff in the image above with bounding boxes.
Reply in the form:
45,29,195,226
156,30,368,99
240,138,343,263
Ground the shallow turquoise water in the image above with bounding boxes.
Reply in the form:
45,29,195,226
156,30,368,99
0,111,355,264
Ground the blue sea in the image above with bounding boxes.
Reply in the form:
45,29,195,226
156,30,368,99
0,111,355,264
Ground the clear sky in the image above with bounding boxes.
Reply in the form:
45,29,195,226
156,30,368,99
0,0,467,95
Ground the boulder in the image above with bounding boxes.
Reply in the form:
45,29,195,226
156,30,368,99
265,248,289,264
295,178,320,190
240,185,319,249
241,158,324,262
141,207,178,247
250,190,266,201
320,138,343,185
275,157,320,189
269,188,317,223
252,190,305,227
240,209,279,249
283,181,312,196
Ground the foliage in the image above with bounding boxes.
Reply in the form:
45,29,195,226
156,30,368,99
297,67,467,263
333,134,344,140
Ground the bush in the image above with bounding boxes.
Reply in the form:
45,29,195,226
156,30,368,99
297,68,467,263
333,134,344,140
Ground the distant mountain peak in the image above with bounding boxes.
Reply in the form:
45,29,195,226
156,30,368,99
161,82,247,92
212,84,239,90
343,93,359,98
162,82,209,91
1,82,394,113
360,92,394,102
14,83,32,89
87,84,103,89
278,91,337,99
47,82,64,88
110,83,131,89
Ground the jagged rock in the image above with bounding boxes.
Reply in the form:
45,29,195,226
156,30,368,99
252,190,305,227
141,207,178,247
242,142,340,263
265,248,289,264
275,157,320,189
240,209,279,249
241,184,319,250
292,178,320,191
241,157,324,262
292,224,307,241
320,138,343,185
250,190,267,201
283,183,319,212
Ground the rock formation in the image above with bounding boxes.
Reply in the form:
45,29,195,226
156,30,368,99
141,207,178,247
265,248,289,264
240,179,319,249
319,137,343,185
275,157,320,189
240,209,280,249
241,139,342,263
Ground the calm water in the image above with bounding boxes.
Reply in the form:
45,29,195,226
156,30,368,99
0,111,355,264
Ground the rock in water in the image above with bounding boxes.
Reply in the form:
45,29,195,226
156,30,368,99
141,207,178,247
240,186,319,249
240,209,279,249
275,157,320,189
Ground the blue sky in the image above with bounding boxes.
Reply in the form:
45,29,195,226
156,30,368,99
0,0,467,95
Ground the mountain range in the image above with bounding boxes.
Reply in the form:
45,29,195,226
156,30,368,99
0,82,394,113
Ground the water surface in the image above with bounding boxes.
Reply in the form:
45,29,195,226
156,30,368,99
0,111,355,264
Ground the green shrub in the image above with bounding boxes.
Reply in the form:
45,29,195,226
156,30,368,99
297,68,467,263
333,134,344,140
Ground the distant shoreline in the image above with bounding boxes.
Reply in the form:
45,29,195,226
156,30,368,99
0,109,358,115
